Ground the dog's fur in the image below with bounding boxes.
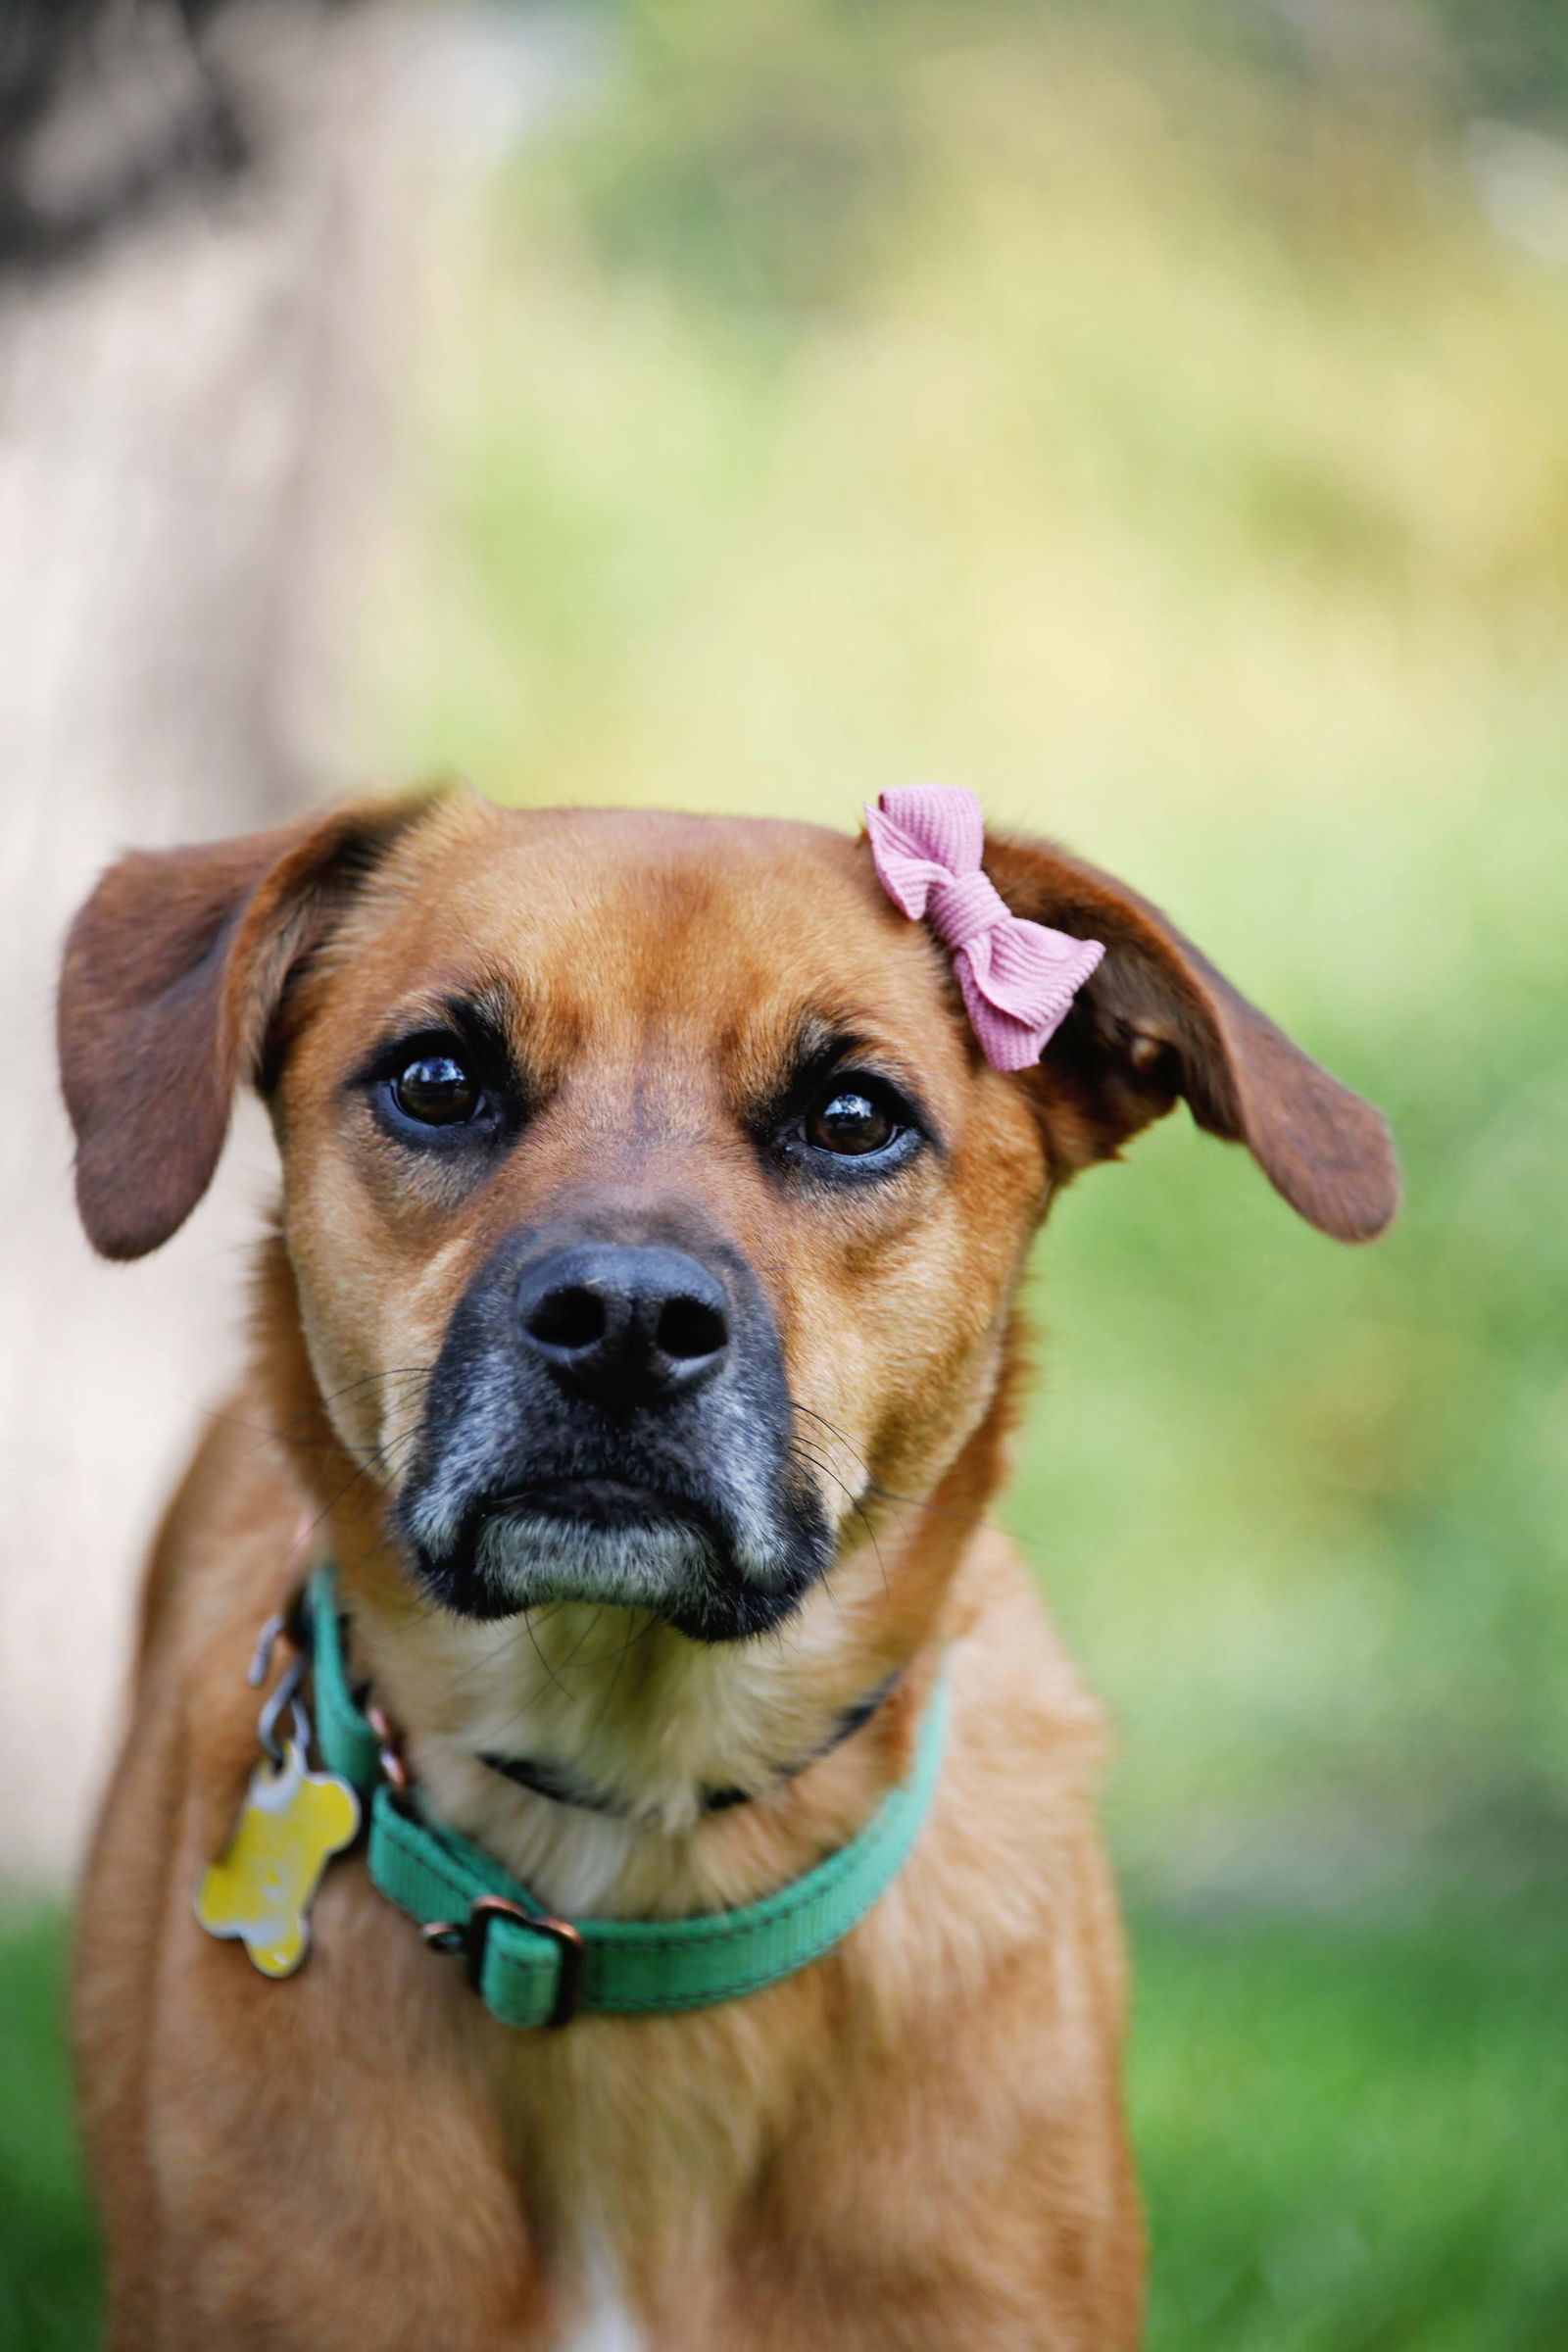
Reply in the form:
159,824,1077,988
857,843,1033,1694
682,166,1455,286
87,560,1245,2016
58,791,1396,2350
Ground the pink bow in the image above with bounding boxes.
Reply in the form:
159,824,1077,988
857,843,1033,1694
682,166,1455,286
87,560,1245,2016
864,786,1103,1071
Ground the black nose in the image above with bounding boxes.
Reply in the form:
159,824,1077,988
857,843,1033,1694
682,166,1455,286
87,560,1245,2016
514,1244,732,1410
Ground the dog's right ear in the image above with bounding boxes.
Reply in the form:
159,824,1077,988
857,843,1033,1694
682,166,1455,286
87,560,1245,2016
980,829,1398,1244
58,791,447,1261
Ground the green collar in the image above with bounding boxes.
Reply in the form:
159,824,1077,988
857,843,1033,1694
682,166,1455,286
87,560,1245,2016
307,1568,949,2029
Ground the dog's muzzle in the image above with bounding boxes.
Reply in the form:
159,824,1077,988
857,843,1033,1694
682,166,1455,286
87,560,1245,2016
396,1222,833,1642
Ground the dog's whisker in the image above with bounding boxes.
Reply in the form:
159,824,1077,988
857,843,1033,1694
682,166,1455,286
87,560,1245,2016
793,1450,899,1607
518,1605,573,1701
530,1603,610,1706
864,1481,988,1535
214,1366,437,1470
440,1608,562,1697
580,1607,665,1740
791,1403,993,1538
786,1437,893,1591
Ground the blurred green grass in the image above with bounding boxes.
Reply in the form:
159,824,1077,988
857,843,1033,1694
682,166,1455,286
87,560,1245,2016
1132,1899,1568,2350
0,1918,96,2352
11,1,1568,2342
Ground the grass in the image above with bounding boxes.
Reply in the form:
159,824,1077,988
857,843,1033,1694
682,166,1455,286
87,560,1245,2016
8,1897,1568,2350
1133,1902,1568,2351
0,1915,97,2352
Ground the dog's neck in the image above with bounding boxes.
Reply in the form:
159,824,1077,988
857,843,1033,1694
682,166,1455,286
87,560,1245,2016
332,1530,959,1920
475,1665,905,1819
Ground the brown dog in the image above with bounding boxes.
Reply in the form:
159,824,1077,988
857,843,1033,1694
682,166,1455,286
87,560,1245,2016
58,789,1396,2351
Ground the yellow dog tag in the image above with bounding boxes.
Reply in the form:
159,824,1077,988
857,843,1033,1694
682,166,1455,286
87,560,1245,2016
195,1740,361,1979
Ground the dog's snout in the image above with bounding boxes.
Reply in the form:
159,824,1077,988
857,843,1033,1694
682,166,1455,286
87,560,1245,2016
514,1243,731,1409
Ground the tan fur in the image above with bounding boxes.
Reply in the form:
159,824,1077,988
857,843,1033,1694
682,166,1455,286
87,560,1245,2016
63,794,1396,2350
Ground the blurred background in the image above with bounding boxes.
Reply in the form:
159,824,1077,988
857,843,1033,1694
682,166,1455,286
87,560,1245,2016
3,1,1566,2344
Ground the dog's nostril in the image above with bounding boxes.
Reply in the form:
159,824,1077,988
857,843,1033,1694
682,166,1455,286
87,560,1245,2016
527,1286,607,1352
656,1296,727,1361
515,1245,732,1398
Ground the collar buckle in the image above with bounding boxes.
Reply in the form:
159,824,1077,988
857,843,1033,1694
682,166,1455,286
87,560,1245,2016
422,1895,586,2027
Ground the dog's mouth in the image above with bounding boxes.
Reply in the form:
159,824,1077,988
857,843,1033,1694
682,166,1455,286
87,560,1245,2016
486,1475,721,1540
411,1470,772,1637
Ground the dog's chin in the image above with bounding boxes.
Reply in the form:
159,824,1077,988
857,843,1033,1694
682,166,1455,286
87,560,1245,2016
412,1483,816,1642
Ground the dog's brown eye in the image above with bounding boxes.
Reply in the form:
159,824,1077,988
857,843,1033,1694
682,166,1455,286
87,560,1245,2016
393,1054,478,1126
808,1088,896,1156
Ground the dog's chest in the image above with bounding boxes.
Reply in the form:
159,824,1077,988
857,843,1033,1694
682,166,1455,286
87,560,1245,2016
559,2243,645,2352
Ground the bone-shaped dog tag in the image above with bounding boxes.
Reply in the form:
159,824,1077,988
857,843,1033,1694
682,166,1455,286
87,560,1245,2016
194,1740,360,1979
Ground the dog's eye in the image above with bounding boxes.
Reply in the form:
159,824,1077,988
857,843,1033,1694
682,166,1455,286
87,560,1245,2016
808,1085,899,1156
392,1053,479,1126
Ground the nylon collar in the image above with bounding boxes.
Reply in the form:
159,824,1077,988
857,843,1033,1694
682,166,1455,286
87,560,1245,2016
306,1568,949,2028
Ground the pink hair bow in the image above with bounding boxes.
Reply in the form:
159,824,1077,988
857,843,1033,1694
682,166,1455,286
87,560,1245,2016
864,786,1104,1071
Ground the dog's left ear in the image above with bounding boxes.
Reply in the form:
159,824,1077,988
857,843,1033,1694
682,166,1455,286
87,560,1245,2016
982,832,1398,1243
59,790,448,1262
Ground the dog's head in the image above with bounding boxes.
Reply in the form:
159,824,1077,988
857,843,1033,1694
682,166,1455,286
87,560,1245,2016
58,791,1396,1644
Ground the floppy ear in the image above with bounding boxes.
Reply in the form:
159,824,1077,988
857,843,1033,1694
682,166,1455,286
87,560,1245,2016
58,790,446,1261
982,831,1398,1244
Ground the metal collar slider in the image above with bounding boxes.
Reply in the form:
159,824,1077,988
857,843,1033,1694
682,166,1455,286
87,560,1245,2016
422,1897,587,2027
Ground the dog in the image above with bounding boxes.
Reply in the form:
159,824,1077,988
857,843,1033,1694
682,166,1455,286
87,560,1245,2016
58,785,1396,2350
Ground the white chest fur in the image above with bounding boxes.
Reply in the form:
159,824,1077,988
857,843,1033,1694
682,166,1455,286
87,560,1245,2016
562,2242,646,2352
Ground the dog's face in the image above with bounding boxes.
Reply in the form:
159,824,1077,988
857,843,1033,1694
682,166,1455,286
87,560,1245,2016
271,804,1053,1640
59,790,1396,1648
255,800,1053,1646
